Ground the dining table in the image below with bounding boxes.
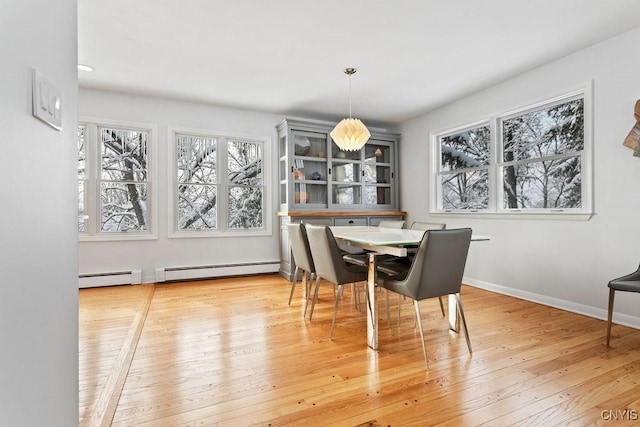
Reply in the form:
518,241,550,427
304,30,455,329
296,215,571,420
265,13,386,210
330,225,490,350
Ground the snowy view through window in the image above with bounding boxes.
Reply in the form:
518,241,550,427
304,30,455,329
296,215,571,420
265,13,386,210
78,124,265,236
100,127,149,232
226,140,263,229
78,125,86,232
501,98,583,209
176,134,263,231
437,94,584,212
177,134,218,230
440,125,491,210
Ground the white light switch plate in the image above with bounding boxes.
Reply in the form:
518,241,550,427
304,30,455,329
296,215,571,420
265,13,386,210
32,68,62,131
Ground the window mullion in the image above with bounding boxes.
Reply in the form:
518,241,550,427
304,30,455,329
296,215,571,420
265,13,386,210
489,117,499,213
87,123,98,235
219,137,228,231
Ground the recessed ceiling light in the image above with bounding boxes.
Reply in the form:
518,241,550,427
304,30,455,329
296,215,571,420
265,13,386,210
78,64,94,72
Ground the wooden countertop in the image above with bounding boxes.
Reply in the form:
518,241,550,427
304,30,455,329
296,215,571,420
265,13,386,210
277,210,406,217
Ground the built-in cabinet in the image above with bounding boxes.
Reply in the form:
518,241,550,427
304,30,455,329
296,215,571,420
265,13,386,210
277,118,399,211
277,118,404,280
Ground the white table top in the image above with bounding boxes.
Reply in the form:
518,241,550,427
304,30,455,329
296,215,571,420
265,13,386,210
331,225,490,246
331,226,425,246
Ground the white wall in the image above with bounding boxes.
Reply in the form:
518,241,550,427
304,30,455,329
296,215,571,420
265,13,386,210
399,28,640,328
0,0,78,425
79,89,285,283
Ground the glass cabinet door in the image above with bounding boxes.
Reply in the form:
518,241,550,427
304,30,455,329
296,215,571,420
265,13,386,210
291,131,328,207
330,142,363,206
328,140,396,208
363,141,393,207
331,160,362,206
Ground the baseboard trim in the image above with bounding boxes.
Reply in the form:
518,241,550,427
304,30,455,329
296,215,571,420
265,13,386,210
463,276,640,330
155,261,279,282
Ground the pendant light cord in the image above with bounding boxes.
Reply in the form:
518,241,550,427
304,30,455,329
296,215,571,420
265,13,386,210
348,72,352,119
344,67,357,119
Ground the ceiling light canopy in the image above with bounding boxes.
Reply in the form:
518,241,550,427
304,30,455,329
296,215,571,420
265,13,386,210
330,68,370,151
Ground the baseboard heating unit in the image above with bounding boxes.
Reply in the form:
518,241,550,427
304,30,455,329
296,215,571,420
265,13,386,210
79,270,142,288
155,261,280,282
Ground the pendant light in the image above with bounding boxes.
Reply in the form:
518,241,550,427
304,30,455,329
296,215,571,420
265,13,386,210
330,67,371,151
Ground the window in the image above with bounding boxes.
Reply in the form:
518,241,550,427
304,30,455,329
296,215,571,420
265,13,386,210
226,139,264,229
499,96,584,211
78,125,86,232
172,128,268,235
176,134,218,230
432,87,591,217
78,120,157,239
437,123,491,211
99,126,150,231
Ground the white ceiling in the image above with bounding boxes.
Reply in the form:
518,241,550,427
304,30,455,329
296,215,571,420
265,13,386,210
78,0,640,126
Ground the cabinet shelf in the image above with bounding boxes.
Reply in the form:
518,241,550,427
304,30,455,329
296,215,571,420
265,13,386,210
294,179,328,185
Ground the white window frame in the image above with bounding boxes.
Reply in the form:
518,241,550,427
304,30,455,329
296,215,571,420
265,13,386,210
168,126,272,238
430,83,593,220
79,117,158,241
432,120,494,214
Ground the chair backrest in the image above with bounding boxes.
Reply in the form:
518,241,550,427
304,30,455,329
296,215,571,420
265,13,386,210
410,221,446,231
287,223,314,273
305,224,366,286
402,228,472,300
378,219,405,229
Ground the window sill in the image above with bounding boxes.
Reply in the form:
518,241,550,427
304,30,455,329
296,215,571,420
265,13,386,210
79,233,158,242
168,229,273,239
430,211,593,221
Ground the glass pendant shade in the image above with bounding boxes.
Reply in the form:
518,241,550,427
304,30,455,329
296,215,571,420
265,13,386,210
330,118,371,151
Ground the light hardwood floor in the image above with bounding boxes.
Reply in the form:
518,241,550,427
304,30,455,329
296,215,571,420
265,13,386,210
79,274,640,426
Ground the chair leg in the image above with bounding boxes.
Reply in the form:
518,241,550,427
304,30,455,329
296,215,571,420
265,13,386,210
385,290,391,328
305,272,315,300
352,282,362,311
288,266,299,305
303,272,310,317
413,300,429,369
329,285,344,340
454,294,472,354
607,287,615,346
438,296,445,317
308,275,322,320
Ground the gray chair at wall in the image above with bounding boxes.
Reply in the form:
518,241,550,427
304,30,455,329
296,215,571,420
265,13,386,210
287,223,315,316
606,264,640,345
410,221,446,231
376,228,473,368
378,219,405,229
305,224,369,339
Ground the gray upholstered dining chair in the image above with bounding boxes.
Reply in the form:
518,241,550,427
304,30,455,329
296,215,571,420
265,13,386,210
287,223,315,316
378,219,405,229
305,224,368,339
606,264,640,345
376,228,472,368
398,221,448,315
